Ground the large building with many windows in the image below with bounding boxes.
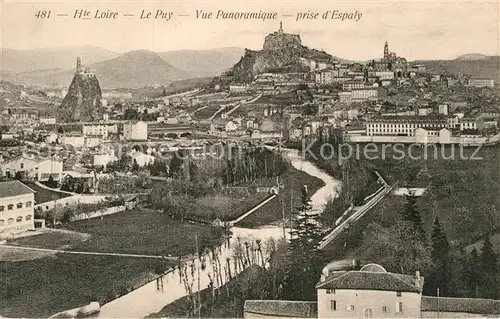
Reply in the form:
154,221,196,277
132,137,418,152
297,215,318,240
82,124,118,139
0,181,36,235
468,78,495,88
351,88,378,102
366,116,448,136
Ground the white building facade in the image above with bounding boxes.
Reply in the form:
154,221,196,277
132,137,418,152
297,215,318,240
82,124,118,139
123,121,148,140
316,264,423,319
0,181,36,235
366,116,448,136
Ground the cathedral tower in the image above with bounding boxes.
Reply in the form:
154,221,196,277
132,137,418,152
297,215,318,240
278,21,283,34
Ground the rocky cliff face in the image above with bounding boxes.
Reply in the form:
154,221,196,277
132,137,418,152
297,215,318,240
59,73,103,122
231,30,332,83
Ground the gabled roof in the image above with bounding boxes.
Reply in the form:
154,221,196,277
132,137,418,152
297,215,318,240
316,270,422,293
244,300,317,318
0,180,35,198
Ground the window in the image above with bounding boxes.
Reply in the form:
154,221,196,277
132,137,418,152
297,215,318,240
396,291,402,297
346,305,355,311
26,215,32,221
364,308,373,318
0,206,4,211
330,300,336,311
20,163,24,169
17,203,23,208
8,218,14,225
16,216,23,223
0,220,4,226
326,289,335,294
382,306,388,313
396,302,403,313
26,201,32,207
7,204,13,210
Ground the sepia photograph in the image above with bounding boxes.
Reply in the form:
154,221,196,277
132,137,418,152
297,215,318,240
0,0,499,318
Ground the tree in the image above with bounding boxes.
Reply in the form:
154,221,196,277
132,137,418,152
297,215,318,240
427,216,451,295
478,236,499,299
124,108,139,120
169,150,185,178
281,185,326,300
131,159,140,172
480,236,497,274
447,248,472,298
402,190,425,239
149,159,168,177
14,171,23,180
119,154,132,171
357,220,433,275
431,216,450,262
47,175,57,188
189,162,199,182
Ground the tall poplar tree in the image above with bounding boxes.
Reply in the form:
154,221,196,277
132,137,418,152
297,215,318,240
281,185,326,300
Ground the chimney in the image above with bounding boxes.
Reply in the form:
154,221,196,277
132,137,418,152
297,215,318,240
415,270,421,288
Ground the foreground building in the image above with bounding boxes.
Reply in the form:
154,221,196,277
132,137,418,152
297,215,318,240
244,263,500,318
0,180,36,235
316,263,423,318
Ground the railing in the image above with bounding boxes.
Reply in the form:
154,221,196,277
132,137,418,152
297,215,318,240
318,177,396,250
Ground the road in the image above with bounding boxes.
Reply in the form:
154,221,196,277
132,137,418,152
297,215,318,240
318,177,394,250
0,245,178,260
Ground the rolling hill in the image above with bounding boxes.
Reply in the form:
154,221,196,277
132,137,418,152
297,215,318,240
2,50,193,89
0,45,119,73
159,47,244,77
88,50,191,88
1,47,241,88
456,53,492,61
413,55,500,81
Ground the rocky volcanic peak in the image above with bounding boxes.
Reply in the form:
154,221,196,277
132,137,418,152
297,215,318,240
58,68,103,122
231,26,331,83
262,31,302,51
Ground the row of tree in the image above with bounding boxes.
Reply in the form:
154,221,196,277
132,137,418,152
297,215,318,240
168,146,290,185
354,190,500,300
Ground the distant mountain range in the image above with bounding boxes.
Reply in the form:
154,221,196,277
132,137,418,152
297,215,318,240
455,53,494,61
159,47,244,77
412,55,500,81
1,44,498,88
1,46,120,73
0,46,244,88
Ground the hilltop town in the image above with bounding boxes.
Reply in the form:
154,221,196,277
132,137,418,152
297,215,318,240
1,22,500,319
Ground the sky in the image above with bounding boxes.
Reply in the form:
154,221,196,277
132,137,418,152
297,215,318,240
1,0,499,61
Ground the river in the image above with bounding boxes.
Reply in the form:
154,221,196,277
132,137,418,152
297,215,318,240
96,148,341,318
